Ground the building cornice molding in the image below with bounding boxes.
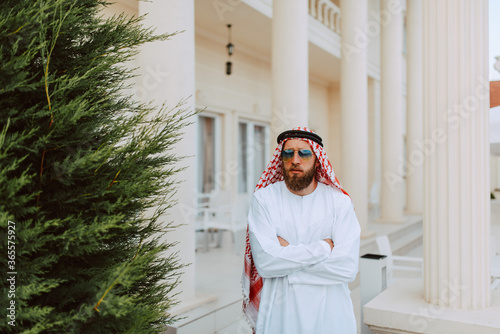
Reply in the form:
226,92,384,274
242,0,272,18
308,16,341,58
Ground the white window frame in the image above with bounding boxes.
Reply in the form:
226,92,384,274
237,119,270,194
197,112,222,194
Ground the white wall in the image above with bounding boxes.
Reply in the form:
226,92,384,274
367,0,381,79
309,80,331,148
326,85,342,179
195,30,337,165
195,30,275,198
195,32,272,119
99,1,137,18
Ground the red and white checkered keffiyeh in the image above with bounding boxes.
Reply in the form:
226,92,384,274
242,126,349,330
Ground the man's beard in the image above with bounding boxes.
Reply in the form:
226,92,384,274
282,162,317,192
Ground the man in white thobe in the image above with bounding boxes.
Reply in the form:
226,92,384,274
242,127,360,334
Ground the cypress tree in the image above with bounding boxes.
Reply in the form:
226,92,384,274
0,0,191,332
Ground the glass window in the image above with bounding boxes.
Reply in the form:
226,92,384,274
238,121,269,193
238,122,248,193
253,125,266,184
198,115,217,194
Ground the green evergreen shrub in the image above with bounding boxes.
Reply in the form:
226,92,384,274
0,1,191,332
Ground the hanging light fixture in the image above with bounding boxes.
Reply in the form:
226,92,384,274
226,24,234,75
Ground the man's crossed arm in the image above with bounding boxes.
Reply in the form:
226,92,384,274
277,236,334,250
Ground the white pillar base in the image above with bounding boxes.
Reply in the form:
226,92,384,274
364,279,500,334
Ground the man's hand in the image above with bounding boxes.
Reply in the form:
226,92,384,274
277,236,289,247
278,236,333,250
323,238,334,250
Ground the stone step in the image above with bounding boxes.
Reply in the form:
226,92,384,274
359,215,423,256
165,298,247,334
350,215,423,289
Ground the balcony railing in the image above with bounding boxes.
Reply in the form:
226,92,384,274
309,0,341,34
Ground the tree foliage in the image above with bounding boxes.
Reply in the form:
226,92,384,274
0,0,190,332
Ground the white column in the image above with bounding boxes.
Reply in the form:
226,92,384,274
327,85,342,175
423,0,490,309
271,0,308,139
139,0,197,307
379,0,405,222
340,0,372,237
368,78,382,213
405,0,423,214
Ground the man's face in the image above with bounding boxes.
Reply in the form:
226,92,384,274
281,139,319,192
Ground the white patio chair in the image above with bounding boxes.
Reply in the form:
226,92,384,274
195,191,249,252
376,235,423,284
194,192,218,252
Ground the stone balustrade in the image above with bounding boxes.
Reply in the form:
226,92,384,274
309,0,341,34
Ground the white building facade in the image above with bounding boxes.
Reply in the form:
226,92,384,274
102,0,499,333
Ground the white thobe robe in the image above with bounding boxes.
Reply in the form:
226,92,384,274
248,181,361,334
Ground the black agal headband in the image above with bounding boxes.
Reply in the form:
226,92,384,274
277,129,323,147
